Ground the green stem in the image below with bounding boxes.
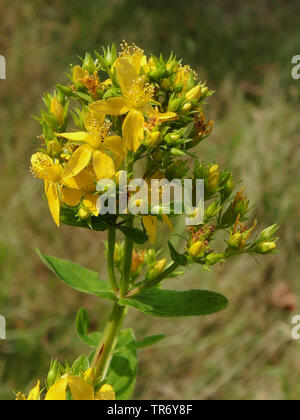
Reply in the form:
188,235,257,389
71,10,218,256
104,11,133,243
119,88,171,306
119,218,134,298
107,227,118,293
92,302,126,379
92,157,135,381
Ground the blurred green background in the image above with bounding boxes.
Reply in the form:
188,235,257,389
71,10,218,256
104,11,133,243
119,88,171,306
0,0,300,400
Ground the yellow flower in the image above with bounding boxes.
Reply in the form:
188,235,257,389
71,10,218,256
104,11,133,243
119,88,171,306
61,167,99,217
45,374,115,401
59,111,125,180
89,58,157,152
119,41,147,73
31,153,69,227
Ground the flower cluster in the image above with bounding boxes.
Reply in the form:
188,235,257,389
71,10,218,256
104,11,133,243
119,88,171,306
16,359,115,401
31,42,214,240
28,42,279,401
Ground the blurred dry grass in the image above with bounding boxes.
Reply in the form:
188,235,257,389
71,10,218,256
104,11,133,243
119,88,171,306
0,0,299,400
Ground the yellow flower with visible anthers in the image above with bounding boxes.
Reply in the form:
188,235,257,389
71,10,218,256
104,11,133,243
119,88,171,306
31,154,99,226
119,41,147,73
90,58,176,152
58,111,125,180
31,153,73,227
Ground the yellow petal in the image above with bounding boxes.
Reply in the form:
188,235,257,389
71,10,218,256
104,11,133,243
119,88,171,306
64,168,97,192
93,150,115,179
45,375,94,401
27,381,40,401
63,145,93,179
102,135,125,168
115,57,138,96
83,193,99,217
45,181,60,227
143,215,157,244
67,376,94,401
162,214,174,231
89,97,130,116
84,111,105,132
95,384,116,400
59,131,91,142
45,377,68,401
122,111,144,152
61,187,83,206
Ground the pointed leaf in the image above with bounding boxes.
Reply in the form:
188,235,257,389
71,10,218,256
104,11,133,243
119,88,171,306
36,250,116,301
119,288,228,317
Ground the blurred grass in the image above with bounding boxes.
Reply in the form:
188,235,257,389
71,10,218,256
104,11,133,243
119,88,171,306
0,0,299,400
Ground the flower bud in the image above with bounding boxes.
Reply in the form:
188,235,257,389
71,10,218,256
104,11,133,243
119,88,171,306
228,232,243,250
78,208,90,220
254,242,277,254
47,140,62,157
145,131,161,148
170,147,185,157
154,259,167,274
186,85,202,101
50,98,64,125
204,201,220,221
207,164,219,193
188,241,205,258
82,53,96,73
160,78,172,91
181,102,192,113
73,65,85,83
205,253,224,266
114,243,124,265
47,359,61,388
168,97,183,112
222,176,234,199
258,224,279,242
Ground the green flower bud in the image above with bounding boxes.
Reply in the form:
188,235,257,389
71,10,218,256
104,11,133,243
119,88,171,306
258,224,279,242
181,102,192,113
228,232,243,250
47,140,62,157
168,97,183,112
82,53,96,74
254,242,277,254
222,176,234,199
205,253,224,266
47,359,61,388
160,78,172,91
204,201,220,221
170,147,185,157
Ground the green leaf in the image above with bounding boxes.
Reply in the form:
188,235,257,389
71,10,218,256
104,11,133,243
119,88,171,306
71,355,89,376
168,241,188,266
118,226,148,244
76,308,103,348
119,288,228,317
36,250,116,301
106,329,138,400
124,334,166,350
